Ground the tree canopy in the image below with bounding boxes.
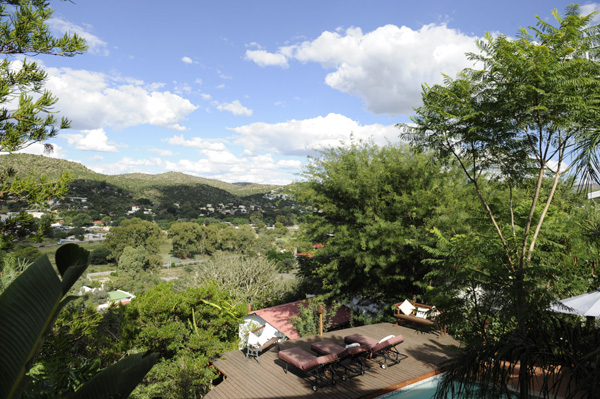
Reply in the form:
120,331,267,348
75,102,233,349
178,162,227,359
103,219,165,262
0,0,87,250
403,5,600,398
292,140,473,302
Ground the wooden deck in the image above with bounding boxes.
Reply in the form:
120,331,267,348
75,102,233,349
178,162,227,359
205,323,460,399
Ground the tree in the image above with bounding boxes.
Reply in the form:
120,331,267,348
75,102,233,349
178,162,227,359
119,246,149,273
121,282,246,398
103,219,165,261
169,222,203,259
90,247,112,265
292,140,472,302
0,0,87,248
404,6,600,398
184,254,295,309
72,213,93,228
0,244,157,398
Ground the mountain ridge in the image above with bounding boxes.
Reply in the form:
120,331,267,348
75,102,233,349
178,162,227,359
0,153,280,197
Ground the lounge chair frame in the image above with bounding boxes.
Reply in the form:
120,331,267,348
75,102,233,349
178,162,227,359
244,324,281,363
344,333,406,369
279,347,339,391
310,340,368,378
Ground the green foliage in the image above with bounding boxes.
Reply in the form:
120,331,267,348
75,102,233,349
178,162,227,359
405,5,600,398
182,254,296,309
103,219,165,261
90,247,112,265
12,245,42,263
292,140,472,302
266,247,296,272
0,0,85,247
119,246,150,272
72,213,93,228
122,282,246,398
290,297,341,337
0,244,156,398
169,222,204,258
25,305,124,397
0,253,30,293
105,269,161,295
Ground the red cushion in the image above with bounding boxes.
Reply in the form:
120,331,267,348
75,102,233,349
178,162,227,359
279,347,337,371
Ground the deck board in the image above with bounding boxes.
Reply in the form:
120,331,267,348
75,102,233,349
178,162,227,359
205,323,459,399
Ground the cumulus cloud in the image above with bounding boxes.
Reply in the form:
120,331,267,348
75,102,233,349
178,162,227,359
164,149,298,185
247,24,479,115
149,148,176,156
245,49,289,68
181,56,194,64
61,128,118,152
88,157,163,175
166,135,227,151
45,67,198,130
581,3,600,24
48,18,109,56
230,113,400,156
217,100,252,116
9,142,66,158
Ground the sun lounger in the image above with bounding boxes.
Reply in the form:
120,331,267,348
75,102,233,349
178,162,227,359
344,333,405,369
279,347,340,391
310,340,368,378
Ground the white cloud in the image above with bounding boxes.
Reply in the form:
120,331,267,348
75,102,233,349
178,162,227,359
581,4,600,24
164,150,297,185
217,100,252,116
230,113,399,156
167,135,227,151
89,157,163,175
149,148,176,156
245,49,289,68
9,142,66,158
181,56,194,64
48,18,109,56
61,128,118,152
45,67,198,130
248,24,479,116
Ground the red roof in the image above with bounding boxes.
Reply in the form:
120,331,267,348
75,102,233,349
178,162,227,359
296,252,313,258
313,243,324,249
250,299,351,340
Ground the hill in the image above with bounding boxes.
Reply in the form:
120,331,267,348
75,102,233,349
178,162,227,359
0,154,279,198
0,154,288,221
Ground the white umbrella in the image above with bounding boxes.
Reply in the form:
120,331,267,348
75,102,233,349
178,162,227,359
550,288,600,317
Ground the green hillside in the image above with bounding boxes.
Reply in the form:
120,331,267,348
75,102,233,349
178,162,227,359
0,153,279,198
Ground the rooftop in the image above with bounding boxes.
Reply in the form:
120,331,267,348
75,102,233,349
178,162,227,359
206,323,459,399
249,300,351,340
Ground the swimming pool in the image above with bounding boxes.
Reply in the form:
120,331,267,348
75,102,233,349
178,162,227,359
377,376,518,399
377,376,441,399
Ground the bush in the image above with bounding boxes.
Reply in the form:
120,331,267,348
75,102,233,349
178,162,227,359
13,246,43,264
290,297,341,337
90,247,112,265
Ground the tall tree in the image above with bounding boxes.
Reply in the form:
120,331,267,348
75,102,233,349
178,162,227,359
404,5,600,398
103,219,165,262
169,222,203,259
292,140,472,302
0,0,86,249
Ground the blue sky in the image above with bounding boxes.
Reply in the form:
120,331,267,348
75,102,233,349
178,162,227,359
13,1,600,184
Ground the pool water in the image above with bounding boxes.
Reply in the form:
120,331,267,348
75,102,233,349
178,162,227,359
378,376,518,399
378,377,440,399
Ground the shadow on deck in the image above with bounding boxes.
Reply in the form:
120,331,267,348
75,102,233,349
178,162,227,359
205,323,460,399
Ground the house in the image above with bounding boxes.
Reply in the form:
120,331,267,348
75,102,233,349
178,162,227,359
97,290,136,311
239,299,351,341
